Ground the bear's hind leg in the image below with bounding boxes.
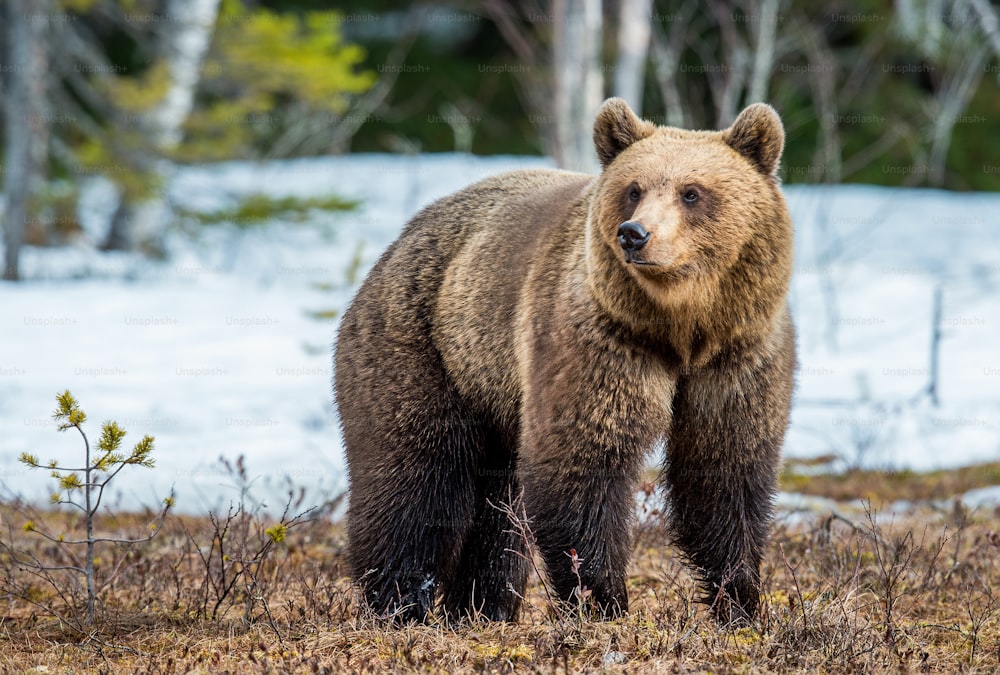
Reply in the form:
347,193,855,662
338,336,482,623
441,430,528,622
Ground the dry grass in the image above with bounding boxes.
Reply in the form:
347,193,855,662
1,469,999,674
781,459,1000,504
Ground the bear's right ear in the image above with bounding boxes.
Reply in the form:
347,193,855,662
593,98,656,169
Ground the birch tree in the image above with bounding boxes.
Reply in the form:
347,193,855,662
552,0,603,172
2,0,49,280
746,0,780,104
104,0,220,252
614,0,653,113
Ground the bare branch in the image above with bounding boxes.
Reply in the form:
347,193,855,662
968,0,1000,67
649,2,696,127
928,42,989,185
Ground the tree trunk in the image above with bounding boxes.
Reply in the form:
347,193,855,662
746,0,780,105
148,0,222,149
104,0,220,252
552,0,603,173
2,0,48,280
614,0,652,114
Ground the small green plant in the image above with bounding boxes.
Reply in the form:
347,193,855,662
17,390,173,625
345,240,365,286
178,193,358,228
184,454,316,635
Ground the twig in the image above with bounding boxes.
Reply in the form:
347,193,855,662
779,543,809,630
927,284,943,406
493,496,569,628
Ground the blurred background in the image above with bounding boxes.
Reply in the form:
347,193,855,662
1,0,999,512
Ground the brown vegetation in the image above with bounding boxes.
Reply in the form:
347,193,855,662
782,459,1000,504
1,468,998,674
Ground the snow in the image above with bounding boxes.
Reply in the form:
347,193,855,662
959,485,1000,511
784,184,1000,473
1,153,998,513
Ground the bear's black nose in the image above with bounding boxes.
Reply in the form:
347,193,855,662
617,221,650,252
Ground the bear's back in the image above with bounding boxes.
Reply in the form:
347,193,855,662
340,168,592,434
429,170,592,430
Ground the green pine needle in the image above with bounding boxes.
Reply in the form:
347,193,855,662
265,523,288,544
53,390,86,429
98,421,126,453
59,473,83,491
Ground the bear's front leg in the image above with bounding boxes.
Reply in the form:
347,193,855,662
517,341,669,618
665,330,795,623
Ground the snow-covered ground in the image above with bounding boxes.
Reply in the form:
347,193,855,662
1,153,998,514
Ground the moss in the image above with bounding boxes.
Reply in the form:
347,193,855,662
179,193,359,228
304,309,339,321
781,460,1000,503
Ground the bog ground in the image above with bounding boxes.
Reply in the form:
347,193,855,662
1,490,999,673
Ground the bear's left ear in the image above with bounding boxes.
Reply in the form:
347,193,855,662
593,98,656,169
724,103,785,175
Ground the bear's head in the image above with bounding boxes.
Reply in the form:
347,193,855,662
587,98,793,363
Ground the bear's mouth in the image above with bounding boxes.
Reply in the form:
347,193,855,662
624,251,658,267
625,253,696,280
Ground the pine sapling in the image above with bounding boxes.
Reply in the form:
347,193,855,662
18,390,174,625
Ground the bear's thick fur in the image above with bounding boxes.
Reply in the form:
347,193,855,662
335,98,796,624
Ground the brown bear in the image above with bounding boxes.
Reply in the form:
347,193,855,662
334,98,796,624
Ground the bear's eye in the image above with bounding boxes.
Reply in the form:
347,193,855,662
627,184,641,202
682,188,700,204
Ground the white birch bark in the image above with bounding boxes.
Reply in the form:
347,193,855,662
553,0,603,172
614,0,653,114
105,0,220,252
148,0,221,148
2,0,49,280
747,0,780,104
